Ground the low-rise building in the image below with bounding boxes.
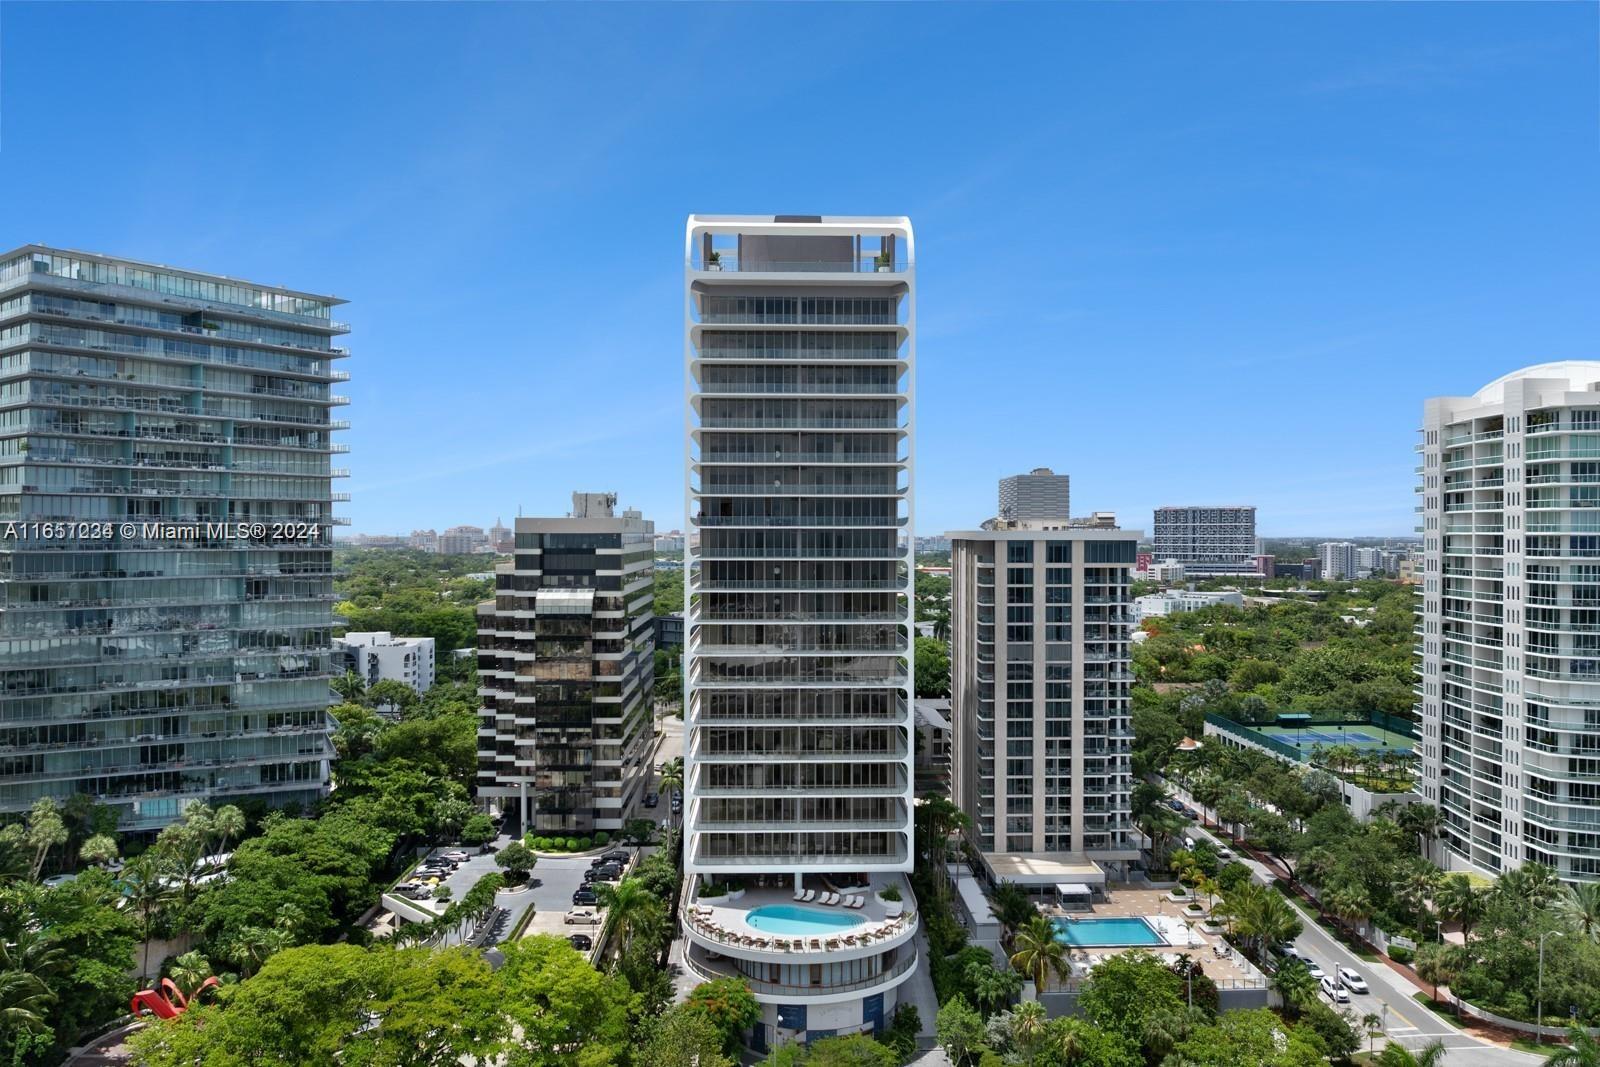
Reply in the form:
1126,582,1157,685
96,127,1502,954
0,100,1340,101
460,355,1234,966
336,632,437,697
1132,589,1244,623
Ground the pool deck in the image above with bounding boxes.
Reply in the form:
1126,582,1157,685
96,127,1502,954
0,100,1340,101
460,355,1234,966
686,874,913,955
1043,886,1265,987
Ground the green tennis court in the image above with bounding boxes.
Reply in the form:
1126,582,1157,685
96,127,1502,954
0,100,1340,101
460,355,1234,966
1255,723,1413,752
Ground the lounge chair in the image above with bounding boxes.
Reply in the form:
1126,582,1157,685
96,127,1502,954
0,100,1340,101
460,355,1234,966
794,887,807,901
825,938,840,949
849,895,864,908
810,938,823,950
823,892,839,905
801,889,815,902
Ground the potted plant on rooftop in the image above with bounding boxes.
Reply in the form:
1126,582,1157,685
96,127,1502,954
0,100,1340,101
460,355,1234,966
878,883,904,917
874,251,892,273
706,250,722,271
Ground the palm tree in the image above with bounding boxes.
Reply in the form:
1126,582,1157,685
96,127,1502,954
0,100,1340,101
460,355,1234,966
1326,884,1373,943
1361,1012,1384,1057
1497,862,1562,909
79,833,120,868
1435,873,1484,944
1377,1038,1447,1067
1272,959,1318,1019
1558,882,1600,944
1398,804,1444,860
1191,774,1224,828
120,854,173,979
657,758,684,831
989,881,1036,938
211,805,246,856
0,970,53,1034
1008,915,1068,993
168,951,214,1000
1544,1026,1600,1067
1010,999,1047,1059
599,877,663,948
331,670,366,703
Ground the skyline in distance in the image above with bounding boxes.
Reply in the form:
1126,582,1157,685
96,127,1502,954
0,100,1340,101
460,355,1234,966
2,4,1595,538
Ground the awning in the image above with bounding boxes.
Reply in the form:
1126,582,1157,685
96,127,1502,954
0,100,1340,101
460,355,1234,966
1056,882,1094,897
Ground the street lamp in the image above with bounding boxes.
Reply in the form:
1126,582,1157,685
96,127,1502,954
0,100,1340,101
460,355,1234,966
1538,930,1565,1044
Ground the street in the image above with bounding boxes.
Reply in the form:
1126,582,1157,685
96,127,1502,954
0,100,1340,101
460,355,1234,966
1163,781,1540,1066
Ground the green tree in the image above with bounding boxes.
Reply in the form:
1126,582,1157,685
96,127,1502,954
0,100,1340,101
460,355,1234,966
963,956,1022,1015
331,670,367,703
935,995,987,1067
1272,960,1319,1020
914,637,950,698
684,977,761,1058
79,833,119,868
1559,882,1600,944
0,798,68,881
1077,950,1186,1046
597,877,664,947
494,840,539,884
659,758,685,831
120,854,174,979
636,1003,735,1067
1434,872,1484,944
499,936,633,1066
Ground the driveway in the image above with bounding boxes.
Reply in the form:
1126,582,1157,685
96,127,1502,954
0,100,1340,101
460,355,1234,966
1163,781,1542,1066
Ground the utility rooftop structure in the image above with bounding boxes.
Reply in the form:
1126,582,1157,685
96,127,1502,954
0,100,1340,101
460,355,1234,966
0,245,349,830
682,214,917,1048
1418,361,1600,883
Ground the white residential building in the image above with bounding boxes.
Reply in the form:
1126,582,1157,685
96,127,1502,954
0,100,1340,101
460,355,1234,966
1132,589,1245,623
1318,541,1358,580
682,215,917,1050
1418,361,1600,882
335,632,436,697
949,521,1141,889
1152,506,1260,577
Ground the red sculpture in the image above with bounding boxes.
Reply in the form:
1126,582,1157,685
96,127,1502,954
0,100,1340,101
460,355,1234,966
130,975,220,1019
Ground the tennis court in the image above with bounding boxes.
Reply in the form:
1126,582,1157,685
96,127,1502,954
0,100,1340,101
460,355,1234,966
1256,723,1413,752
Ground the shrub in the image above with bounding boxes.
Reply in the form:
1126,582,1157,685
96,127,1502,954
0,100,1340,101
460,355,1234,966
699,883,728,898
531,836,549,851
594,831,610,846
1389,944,1413,965
565,837,579,852
578,836,593,851
879,884,902,902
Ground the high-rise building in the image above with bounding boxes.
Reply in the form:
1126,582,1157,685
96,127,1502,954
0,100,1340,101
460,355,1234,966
0,245,347,831
1152,505,1259,577
1318,541,1358,580
949,520,1140,893
1419,362,1600,882
998,467,1070,523
681,215,917,1048
439,524,487,555
475,492,654,833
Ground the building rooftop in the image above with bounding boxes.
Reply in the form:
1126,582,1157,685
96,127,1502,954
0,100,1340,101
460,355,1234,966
3,243,346,305
979,851,1106,886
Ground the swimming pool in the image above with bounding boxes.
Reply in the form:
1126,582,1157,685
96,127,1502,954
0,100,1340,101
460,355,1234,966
745,905,865,935
1052,916,1167,947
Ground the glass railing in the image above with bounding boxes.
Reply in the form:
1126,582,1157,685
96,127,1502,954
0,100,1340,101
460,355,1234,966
697,258,908,275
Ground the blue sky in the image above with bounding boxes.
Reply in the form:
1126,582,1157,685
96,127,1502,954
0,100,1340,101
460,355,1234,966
2,3,1595,537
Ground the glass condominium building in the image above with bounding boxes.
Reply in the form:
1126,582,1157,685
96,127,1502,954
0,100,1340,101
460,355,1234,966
0,246,348,832
682,216,917,1047
684,215,915,878
476,493,656,834
1418,361,1600,882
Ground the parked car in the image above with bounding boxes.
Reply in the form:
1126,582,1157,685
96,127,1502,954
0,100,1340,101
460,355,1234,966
1214,846,1234,860
568,933,593,951
1337,966,1368,994
593,864,624,882
1320,976,1350,1003
565,908,598,925
643,793,659,808
441,851,470,863
572,887,598,906
1179,805,1198,819
42,874,77,888
1166,799,1185,812
601,849,631,864
1299,953,1326,980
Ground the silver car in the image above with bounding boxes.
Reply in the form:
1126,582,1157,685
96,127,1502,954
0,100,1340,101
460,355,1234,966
1321,976,1350,1003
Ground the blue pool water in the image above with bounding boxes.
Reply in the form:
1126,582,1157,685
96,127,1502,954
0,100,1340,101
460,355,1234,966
1052,916,1167,947
745,905,866,935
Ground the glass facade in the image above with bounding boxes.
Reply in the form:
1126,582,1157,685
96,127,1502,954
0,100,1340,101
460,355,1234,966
0,247,346,831
475,509,656,832
686,222,914,873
